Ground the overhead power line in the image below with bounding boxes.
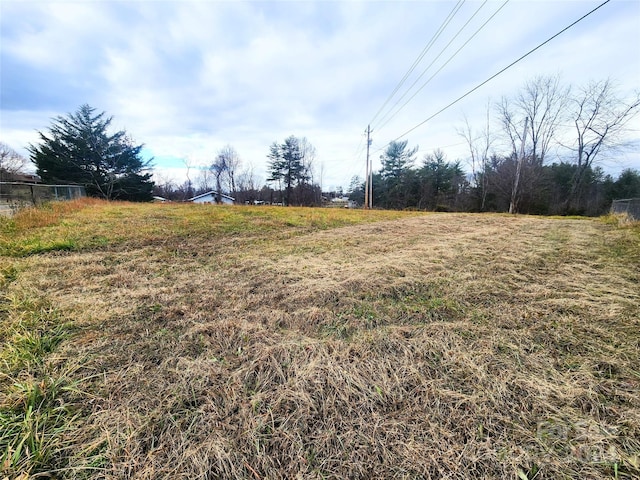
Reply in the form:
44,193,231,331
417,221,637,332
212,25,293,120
373,0,495,131
352,132,366,159
375,0,612,154
368,0,466,127
374,0,508,133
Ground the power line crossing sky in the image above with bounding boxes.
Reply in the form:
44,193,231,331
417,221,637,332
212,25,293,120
1,0,638,190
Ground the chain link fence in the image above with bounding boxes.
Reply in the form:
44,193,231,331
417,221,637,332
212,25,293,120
610,198,640,221
0,182,86,215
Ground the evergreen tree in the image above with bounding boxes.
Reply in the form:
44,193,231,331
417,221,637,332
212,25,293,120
266,136,312,206
380,140,418,180
419,150,465,210
378,140,418,209
347,175,365,205
612,169,640,199
29,104,154,201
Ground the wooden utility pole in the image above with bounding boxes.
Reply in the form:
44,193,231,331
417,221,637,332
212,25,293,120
368,141,373,209
367,125,372,209
364,125,370,209
363,125,373,209
509,117,529,214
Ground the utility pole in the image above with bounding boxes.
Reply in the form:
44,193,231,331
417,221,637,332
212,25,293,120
509,117,529,214
364,125,372,209
364,125,370,209
368,128,373,209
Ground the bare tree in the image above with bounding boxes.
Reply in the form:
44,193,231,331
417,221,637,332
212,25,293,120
210,145,241,200
182,158,195,199
223,146,241,194
319,161,325,194
0,142,29,179
211,150,228,204
496,76,568,213
497,75,569,163
459,105,493,211
152,173,177,200
299,137,318,202
235,162,260,204
563,79,640,212
195,168,214,193
520,75,568,163
509,117,529,214
298,137,317,180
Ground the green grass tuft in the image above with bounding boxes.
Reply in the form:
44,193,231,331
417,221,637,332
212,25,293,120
0,376,78,477
0,291,79,478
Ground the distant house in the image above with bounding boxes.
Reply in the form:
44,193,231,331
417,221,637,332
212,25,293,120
187,191,235,205
328,196,357,209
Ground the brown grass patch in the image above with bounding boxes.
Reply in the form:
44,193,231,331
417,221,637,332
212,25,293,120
1,204,639,478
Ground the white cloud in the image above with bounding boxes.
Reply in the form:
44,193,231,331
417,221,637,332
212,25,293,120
2,0,639,189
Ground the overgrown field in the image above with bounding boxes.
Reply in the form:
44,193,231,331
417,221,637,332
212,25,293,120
1,199,639,479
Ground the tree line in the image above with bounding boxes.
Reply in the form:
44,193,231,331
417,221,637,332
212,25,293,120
22,104,324,206
351,76,640,215
8,75,640,213
348,141,639,216
153,136,322,206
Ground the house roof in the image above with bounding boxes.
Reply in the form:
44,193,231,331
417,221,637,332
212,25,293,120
187,191,235,202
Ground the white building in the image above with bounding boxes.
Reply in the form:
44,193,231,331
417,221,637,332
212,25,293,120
187,191,235,205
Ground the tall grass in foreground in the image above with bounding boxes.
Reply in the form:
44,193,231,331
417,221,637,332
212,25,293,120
0,288,79,477
0,200,638,478
0,200,421,477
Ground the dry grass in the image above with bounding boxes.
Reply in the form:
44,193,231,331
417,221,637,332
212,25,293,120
1,200,639,479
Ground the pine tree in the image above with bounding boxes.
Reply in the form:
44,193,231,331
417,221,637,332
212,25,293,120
266,136,310,206
29,104,154,201
378,140,418,209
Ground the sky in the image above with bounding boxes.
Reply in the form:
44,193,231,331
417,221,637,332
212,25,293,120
1,0,639,191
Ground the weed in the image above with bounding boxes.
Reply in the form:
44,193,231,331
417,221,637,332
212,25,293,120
0,290,79,478
0,264,19,286
320,320,354,339
0,376,77,477
0,294,70,376
517,464,540,479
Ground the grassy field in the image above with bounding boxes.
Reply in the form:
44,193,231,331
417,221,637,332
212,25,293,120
1,199,639,479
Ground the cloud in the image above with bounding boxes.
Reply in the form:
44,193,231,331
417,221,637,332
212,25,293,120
2,0,639,188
